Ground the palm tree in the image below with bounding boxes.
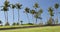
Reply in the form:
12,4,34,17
38,9,43,25
54,3,59,24
25,7,30,23
11,4,16,24
33,2,39,10
48,7,54,25
2,6,9,26
16,3,22,24
33,2,39,24
3,0,10,25
2,0,10,26
30,9,36,24
4,0,10,7
34,12,39,24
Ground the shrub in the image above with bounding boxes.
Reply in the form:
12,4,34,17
5,22,10,26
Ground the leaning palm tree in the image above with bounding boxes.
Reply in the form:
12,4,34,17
16,3,22,25
25,7,30,23
34,13,38,24
38,9,43,25
33,2,39,24
48,7,54,25
54,3,59,24
30,9,36,24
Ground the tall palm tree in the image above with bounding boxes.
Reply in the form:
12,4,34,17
2,6,9,25
54,3,59,24
11,4,16,24
16,3,22,24
48,7,54,25
25,7,30,23
4,0,10,26
1,0,10,25
30,9,36,24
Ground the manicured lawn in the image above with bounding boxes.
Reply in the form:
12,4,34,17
0,26,60,32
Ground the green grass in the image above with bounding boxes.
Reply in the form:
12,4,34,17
0,25,35,28
0,26,60,32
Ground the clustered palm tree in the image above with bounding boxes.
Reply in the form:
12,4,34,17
0,0,60,26
1,0,22,25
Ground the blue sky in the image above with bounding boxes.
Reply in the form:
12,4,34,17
0,0,60,25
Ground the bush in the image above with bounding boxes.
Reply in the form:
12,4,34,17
5,22,10,26
46,17,54,26
16,22,19,25
12,22,16,25
27,23,34,25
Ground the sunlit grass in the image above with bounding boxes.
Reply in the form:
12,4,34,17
0,25,35,28
0,26,60,32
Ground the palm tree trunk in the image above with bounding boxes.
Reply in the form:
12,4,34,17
26,13,30,23
56,9,58,24
35,8,37,24
36,18,37,24
4,11,6,22
6,11,8,23
32,14,34,24
13,9,14,23
51,16,52,25
18,9,20,24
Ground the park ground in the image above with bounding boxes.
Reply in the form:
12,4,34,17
0,26,60,32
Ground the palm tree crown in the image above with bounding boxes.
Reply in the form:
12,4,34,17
33,2,39,9
48,7,54,16
16,3,22,9
55,3,59,9
25,7,30,13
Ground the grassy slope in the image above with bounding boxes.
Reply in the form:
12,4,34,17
0,26,60,32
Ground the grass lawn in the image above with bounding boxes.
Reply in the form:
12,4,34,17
0,25,35,28
0,26,60,32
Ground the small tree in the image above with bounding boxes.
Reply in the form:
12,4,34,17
20,21,23,25
12,22,16,25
